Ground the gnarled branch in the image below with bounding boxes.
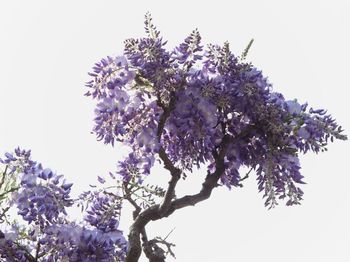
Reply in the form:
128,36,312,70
126,132,239,262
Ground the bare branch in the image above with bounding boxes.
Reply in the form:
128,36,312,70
158,169,180,217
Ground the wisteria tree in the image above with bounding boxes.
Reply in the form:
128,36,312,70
0,14,347,262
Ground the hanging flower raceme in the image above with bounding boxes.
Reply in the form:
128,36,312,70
85,55,137,146
172,28,203,69
162,85,220,170
85,56,135,100
84,191,122,233
256,153,305,208
116,152,154,184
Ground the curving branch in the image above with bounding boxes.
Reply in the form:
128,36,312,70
124,183,166,262
156,92,181,216
157,146,181,217
125,125,255,262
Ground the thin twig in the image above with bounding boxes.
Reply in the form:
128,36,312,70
238,167,254,187
163,227,175,241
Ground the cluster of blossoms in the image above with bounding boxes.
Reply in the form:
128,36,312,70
83,190,122,233
0,149,127,261
0,148,73,226
85,14,346,208
40,222,126,261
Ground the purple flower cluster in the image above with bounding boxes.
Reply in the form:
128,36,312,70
85,55,136,146
85,56,135,100
86,29,164,180
1,148,73,226
256,153,305,208
116,152,155,183
162,85,221,170
0,245,29,261
0,149,127,261
173,29,203,69
41,223,127,261
124,14,171,89
85,15,346,208
0,229,30,262
84,191,122,233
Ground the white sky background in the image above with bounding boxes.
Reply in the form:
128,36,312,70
0,0,349,261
